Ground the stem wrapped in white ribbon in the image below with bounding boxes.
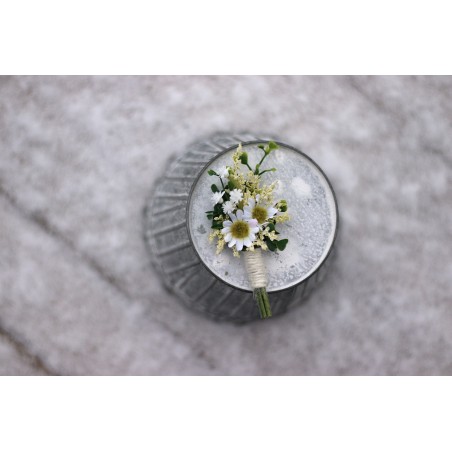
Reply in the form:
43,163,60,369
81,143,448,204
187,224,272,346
244,249,272,318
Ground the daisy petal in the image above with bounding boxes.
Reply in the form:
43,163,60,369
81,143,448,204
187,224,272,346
236,239,244,251
244,237,252,247
228,238,236,248
223,220,232,227
225,233,232,242
248,219,258,228
221,227,231,234
236,209,243,220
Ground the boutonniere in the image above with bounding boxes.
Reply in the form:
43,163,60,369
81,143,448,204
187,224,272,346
206,142,290,319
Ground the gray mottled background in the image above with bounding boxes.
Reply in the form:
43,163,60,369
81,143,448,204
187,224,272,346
0,75,451,375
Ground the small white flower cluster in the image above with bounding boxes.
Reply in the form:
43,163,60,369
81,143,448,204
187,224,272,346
222,188,243,214
217,166,229,180
211,191,224,205
211,188,244,210
209,166,230,206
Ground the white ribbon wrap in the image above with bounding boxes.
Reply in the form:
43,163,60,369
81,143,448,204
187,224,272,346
244,249,268,289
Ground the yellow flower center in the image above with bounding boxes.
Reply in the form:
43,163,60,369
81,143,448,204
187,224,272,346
252,205,268,224
230,220,250,239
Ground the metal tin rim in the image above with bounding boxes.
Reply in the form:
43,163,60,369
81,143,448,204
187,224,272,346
186,139,339,294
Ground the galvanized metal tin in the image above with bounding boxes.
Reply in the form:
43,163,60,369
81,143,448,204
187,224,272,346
144,133,338,322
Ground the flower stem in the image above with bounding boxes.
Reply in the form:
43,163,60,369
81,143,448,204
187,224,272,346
258,168,276,176
254,287,272,319
244,249,272,319
254,153,268,174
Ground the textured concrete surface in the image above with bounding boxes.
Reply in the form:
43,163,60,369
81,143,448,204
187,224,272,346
0,75,451,375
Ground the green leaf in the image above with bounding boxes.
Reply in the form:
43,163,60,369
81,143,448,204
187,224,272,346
267,222,275,232
276,239,288,251
239,152,248,165
211,221,223,230
257,144,265,150
211,184,219,193
206,214,213,220
207,169,217,176
265,238,277,252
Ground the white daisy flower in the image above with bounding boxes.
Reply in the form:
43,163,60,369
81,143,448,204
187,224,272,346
229,188,243,204
222,200,235,215
243,195,278,225
211,191,225,205
221,209,259,252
